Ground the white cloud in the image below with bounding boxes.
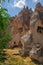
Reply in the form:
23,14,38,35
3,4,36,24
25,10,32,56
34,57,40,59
32,0,38,2
13,0,26,8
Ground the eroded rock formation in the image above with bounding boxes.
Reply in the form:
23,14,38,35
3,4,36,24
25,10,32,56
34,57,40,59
9,6,32,48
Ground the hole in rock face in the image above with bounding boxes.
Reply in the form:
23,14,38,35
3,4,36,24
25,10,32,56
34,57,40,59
37,26,43,34
14,42,16,44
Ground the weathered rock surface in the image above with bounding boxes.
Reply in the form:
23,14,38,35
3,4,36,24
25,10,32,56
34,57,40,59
9,6,32,48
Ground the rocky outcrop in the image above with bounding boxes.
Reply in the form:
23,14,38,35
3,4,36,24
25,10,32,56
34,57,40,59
30,3,43,62
35,2,43,11
18,6,32,28
8,3,43,51
9,6,32,48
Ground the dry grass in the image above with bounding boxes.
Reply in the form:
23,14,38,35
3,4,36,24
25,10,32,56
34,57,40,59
0,49,43,65
5,48,20,55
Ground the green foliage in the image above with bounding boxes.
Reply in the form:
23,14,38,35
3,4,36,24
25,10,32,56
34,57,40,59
0,33,12,48
0,0,11,49
0,7,11,48
0,8,10,29
0,0,12,63
0,49,7,62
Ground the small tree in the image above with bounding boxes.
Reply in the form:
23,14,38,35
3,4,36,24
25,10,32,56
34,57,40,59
0,0,11,62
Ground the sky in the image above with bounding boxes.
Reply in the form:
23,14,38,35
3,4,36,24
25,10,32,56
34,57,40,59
2,0,43,17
